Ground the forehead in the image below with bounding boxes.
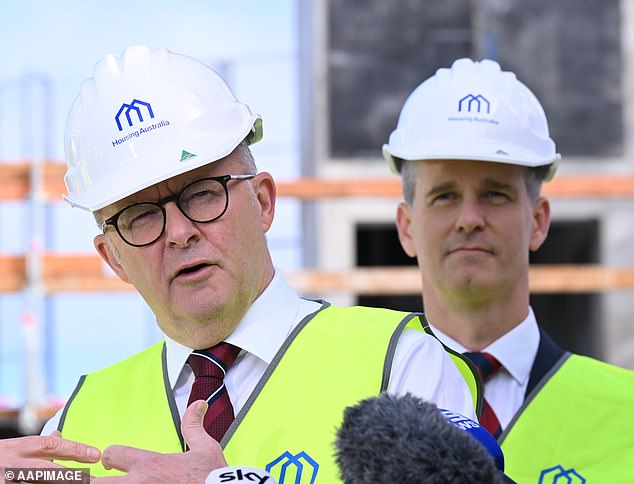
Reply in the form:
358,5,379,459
416,159,525,186
101,154,242,215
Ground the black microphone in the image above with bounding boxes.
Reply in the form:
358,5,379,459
335,393,506,484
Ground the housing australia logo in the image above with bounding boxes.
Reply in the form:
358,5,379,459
447,93,499,126
112,99,170,147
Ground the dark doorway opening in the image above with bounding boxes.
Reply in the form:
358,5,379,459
529,220,601,358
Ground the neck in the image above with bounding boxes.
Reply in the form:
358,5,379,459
160,263,276,349
423,280,530,351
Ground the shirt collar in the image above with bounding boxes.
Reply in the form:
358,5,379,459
429,308,540,386
163,269,302,390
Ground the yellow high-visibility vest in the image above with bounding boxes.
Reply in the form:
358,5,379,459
56,304,480,481
501,353,634,483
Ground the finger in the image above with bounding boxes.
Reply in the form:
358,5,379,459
24,435,101,462
101,444,154,472
182,401,216,451
182,400,227,468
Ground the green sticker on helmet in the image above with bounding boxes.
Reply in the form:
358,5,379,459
180,150,197,162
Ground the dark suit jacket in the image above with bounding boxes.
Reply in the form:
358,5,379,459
525,328,566,400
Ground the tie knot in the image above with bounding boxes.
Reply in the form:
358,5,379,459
463,351,502,383
188,342,240,379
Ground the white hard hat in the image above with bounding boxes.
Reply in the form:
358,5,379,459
63,45,263,211
382,58,560,180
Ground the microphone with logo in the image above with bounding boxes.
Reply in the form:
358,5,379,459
335,393,514,483
438,407,507,472
205,466,276,483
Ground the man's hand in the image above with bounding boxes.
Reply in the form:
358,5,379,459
0,432,100,480
96,400,227,483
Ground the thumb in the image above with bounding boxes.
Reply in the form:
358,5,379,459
182,400,224,458
183,399,207,432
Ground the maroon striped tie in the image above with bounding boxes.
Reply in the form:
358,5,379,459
187,343,240,442
463,351,503,438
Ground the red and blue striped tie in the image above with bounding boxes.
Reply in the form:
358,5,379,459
463,351,503,439
187,342,240,442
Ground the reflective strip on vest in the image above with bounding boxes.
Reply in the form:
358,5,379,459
417,315,483,417
500,354,634,482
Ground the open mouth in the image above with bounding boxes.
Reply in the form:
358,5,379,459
177,263,210,277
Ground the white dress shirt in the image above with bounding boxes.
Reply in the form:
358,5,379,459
429,308,540,428
43,270,476,436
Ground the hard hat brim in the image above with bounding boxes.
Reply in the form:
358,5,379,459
383,141,560,179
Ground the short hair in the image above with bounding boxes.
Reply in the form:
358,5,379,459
232,139,257,174
400,159,418,206
93,140,257,227
524,164,550,202
399,158,550,205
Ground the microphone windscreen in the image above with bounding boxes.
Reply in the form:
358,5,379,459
439,409,505,471
335,393,502,484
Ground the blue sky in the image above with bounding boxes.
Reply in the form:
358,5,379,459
0,0,297,159
0,0,301,404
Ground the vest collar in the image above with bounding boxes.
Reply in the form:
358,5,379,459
163,269,309,389
429,308,540,387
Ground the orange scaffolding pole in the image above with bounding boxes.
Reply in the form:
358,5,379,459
3,163,634,200
2,162,634,295
0,255,633,294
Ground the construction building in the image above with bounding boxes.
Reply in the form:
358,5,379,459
1,0,633,437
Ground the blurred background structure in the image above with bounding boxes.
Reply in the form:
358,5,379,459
1,0,634,436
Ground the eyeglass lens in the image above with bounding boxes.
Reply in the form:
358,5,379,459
115,178,228,246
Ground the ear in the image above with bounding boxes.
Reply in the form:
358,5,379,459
396,201,417,258
253,172,276,233
94,233,131,283
529,196,551,252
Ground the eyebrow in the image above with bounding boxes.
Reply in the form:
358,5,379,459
425,181,457,199
425,178,518,198
480,178,517,194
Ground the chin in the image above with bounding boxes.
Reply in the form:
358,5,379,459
444,273,497,293
163,313,228,344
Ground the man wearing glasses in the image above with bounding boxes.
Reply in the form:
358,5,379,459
17,45,480,482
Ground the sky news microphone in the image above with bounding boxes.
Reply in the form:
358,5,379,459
439,408,505,472
205,466,276,483
335,393,509,484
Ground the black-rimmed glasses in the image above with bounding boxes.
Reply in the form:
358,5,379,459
101,174,256,247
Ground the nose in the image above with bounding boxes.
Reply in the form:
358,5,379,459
163,202,200,248
455,198,485,234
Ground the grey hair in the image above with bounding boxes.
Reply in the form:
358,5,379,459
400,159,418,206
399,158,550,205
232,140,257,174
524,164,550,202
